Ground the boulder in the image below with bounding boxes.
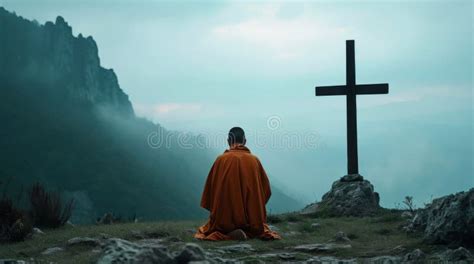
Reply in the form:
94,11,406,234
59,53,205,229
405,188,474,245
301,174,380,217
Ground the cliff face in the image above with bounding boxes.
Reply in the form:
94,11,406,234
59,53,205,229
0,7,133,116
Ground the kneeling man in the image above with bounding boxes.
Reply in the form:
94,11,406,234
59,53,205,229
194,127,281,241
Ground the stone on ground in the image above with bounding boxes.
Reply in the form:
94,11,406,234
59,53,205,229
41,247,64,255
97,238,224,264
293,243,352,252
217,244,254,253
67,237,101,247
402,249,425,263
333,231,351,243
32,227,44,235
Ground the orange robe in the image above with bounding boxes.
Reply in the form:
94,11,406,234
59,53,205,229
194,145,281,241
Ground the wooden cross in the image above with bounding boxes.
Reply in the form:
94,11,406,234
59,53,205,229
315,40,389,175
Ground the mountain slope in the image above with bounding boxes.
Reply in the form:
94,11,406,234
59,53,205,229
0,7,302,223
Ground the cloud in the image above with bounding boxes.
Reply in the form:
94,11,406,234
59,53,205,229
134,103,202,121
211,4,348,60
357,84,473,109
155,103,202,114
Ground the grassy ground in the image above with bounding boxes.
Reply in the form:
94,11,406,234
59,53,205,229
0,211,447,263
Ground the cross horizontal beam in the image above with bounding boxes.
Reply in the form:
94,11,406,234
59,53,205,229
315,83,389,96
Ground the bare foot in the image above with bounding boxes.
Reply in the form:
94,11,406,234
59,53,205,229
227,229,248,241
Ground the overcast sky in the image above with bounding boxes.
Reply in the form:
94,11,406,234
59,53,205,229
2,0,472,207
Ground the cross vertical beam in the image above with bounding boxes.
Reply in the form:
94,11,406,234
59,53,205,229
315,40,389,176
346,40,358,175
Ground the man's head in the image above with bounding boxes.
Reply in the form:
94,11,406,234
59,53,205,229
228,127,246,146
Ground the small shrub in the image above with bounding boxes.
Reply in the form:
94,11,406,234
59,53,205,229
402,196,416,213
267,214,283,224
29,183,74,228
0,197,32,242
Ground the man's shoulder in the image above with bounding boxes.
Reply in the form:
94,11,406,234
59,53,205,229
218,151,260,162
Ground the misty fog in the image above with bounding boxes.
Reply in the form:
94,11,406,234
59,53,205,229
2,0,472,213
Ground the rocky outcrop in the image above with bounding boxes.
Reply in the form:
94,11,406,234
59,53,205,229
437,247,474,262
301,174,381,217
97,238,214,264
4,231,474,264
405,188,474,245
0,7,133,116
